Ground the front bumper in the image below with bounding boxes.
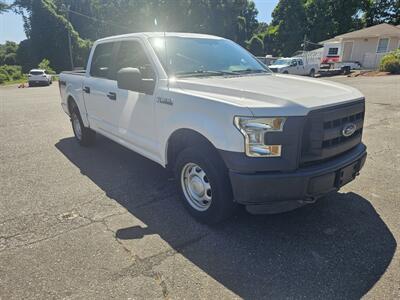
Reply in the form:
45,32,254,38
227,143,367,213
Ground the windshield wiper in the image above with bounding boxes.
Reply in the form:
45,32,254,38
231,69,269,74
175,70,236,77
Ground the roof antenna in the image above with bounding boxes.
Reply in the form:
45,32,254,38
155,17,169,89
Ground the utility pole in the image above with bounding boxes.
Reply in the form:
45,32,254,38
65,5,74,70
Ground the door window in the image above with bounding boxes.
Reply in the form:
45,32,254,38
111,40,155,81
298,59,303,65
90,42,114,78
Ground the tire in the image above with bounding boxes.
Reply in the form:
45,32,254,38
309,69,315,77
174,146,237,224
283,71,289,74
70,103,96,146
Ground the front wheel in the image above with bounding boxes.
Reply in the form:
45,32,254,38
309,69,315,77
70,104,96,146
174,147,237,224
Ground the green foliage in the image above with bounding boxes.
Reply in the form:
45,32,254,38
38,58,55,74
11,0,259,71
0,65,24,83
248,35,264,56
362,0,399,26
380,49,400,74
6,0,399,73
0,41,18,65
269,0,307,56
0,1,8,13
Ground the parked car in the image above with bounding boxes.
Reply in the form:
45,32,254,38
28,69,52,86
268,57,319,76
59,32,367,224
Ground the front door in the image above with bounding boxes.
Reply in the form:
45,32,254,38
105,39,158,158
342,41,353,61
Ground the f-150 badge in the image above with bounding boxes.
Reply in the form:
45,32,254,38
157,96,173,106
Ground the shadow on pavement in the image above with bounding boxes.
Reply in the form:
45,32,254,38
56,136,396,299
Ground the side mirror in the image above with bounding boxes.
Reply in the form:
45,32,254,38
117,67,143,92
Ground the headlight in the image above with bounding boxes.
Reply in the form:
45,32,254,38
234,116,286,157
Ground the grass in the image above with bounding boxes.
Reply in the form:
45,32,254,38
0,75,59,86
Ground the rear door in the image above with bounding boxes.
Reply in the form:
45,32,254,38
83,41,118,133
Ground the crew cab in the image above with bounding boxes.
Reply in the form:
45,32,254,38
28,69,52,86
268,57,319,77
59,33,367,224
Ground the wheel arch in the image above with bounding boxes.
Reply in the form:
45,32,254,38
165,128,224,169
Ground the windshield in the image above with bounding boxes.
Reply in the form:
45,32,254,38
149,37,270,77
272,59,292,65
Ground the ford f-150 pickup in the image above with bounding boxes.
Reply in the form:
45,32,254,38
59,32,367,224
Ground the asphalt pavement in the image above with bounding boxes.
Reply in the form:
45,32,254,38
1,76,399,299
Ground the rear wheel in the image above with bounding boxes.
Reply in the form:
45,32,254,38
70,103,96,146
283,71,289,74
309,68,315,77
174,146,237,224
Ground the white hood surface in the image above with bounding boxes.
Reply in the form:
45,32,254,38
175,74,363,116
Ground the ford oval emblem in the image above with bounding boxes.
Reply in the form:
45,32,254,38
342,123,357,137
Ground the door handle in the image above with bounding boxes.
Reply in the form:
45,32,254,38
83,86,90,94
107,92,116,101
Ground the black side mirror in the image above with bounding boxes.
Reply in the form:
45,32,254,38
117,67,143,92
117,67,155,94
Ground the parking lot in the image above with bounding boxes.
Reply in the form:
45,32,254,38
1,75,399,299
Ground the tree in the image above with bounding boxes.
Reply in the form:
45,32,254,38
248,35,264,56
270,0,307,56
362,0,399,26
0,41,18,65
0,1,8,13
38,58,55,73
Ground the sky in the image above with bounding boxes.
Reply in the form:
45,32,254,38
0,0,279,44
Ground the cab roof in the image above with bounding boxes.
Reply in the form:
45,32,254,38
97,32,224,43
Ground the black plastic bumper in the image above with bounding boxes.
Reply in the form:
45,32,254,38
227,144,367,211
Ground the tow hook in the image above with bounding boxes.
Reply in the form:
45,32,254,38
298,197,317,204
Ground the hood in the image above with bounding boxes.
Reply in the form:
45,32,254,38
174,74,363,116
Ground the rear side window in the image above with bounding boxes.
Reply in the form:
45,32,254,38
30,71,44,75
109,40,155,80
90,42,114,78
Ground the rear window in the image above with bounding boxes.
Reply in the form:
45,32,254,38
30,71,44,75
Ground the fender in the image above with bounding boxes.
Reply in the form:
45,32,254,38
157,90,251,166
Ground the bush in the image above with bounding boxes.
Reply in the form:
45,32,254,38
0,73,7,84
247,35,264,56
38,58,56,74
380,49,400,74
0,65,24,82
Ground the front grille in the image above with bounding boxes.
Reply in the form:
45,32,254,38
300,100,365,165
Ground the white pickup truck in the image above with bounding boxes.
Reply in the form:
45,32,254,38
268,57,319,77
59,32,367,224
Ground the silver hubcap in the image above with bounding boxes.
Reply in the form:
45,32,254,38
181,163,212,211
72,113,82,141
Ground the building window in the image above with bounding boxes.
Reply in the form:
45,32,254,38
377,38,389,53
328,48,339,56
